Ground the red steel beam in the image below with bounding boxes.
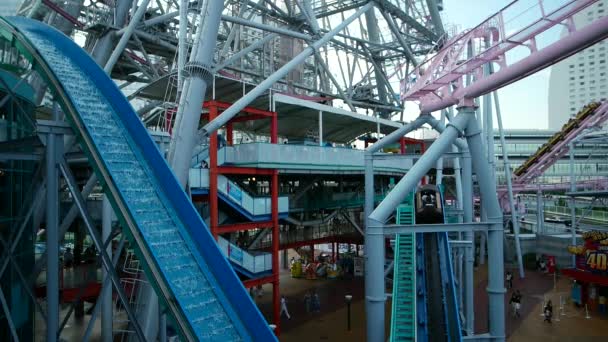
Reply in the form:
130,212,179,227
217,221,273,233
270,113,278,144
242,275,276,288
191,194,209,202
217,167,274,175
204,100,275,117
229,114,269,123
226,122,233,146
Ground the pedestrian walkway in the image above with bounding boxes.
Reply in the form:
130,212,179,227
509,285,608,341
260,262,608,341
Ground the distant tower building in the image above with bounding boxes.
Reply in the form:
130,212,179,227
547,0,608,130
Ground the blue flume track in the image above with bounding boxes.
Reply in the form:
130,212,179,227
0,16,276,341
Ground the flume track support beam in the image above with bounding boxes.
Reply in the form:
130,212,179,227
101,196,113,342
59,160,147,341
366,113,471,342
46,103,62,342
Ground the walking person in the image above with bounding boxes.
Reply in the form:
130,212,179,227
280,296,291,320
509,292,521,318
599,294,606,315
304,291,312,313
544,300,553,323
312,291,321,313
506,271,513,290
63,247,74,268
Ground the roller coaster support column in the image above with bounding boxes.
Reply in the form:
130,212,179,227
200,2,374,137
461,105,505,340
46,102,62,342
367,113,471,342
494,92,524,278
462,147,475,336
169,0,224,187
453,144,463,223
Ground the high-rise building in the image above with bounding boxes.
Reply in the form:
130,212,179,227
547,0,608,130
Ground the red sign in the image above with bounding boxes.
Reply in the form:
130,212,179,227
569,230,608,274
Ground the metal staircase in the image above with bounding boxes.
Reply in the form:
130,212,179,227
390,196,416,341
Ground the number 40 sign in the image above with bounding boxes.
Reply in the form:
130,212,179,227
586,251,608,272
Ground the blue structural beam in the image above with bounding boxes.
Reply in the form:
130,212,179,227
0,16,276,341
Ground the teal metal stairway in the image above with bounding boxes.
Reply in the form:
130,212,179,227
390,195,416,341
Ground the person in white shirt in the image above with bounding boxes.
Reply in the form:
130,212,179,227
280,296,291,320
506,271,513,289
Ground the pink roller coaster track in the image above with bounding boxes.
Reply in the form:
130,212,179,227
401,0,608,113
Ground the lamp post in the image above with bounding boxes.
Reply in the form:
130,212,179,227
345,294,353,332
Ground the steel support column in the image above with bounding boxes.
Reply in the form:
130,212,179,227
271,170,280,335
209,105,219,239
91,0,133,64
461,106,505,341
536,189,545,235
101,196,113,342
493,92,524,278
436,111,445,185
569,141,576,267
58,160,147,341
169,0,224,187
364,7,388,109
453,145,464,223
462,148,475,335
104,0,151,73
46,104,61,342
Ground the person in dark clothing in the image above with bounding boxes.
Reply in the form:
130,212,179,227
312,291,320,313
509,291,522,318
544,300,553,323
304,291,312,313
